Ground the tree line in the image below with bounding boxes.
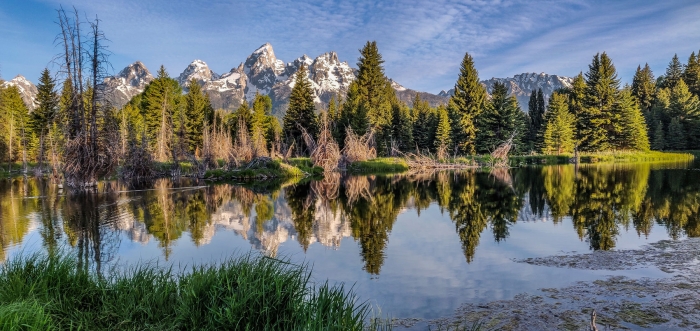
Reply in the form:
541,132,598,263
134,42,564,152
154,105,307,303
3,26,700,179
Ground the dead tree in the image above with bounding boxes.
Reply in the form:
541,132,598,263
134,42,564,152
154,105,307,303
56,7,117,189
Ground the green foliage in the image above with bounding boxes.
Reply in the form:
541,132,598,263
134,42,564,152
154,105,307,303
448,52,486,155
141,66,183,161
0,86,30,164
527,89,545,151
283,64,318,156
0,252,374,330
476,82,526,153
579,52,621,151
391,103,414,152
614,89,650,151
664,54,684,89
434,105,452,151
632,64,656,112
684,51,700,96
346,157,409,174
542,92,576,154
651,121,665,150
411,94,437,153
666,117,686,150
183,79,213,154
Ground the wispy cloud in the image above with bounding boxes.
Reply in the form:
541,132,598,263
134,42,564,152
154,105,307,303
5,0,700,93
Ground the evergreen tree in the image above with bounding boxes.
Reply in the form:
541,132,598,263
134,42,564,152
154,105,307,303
141,66,182,162
448,52,486,155
614,88,650,151
666,117,686,150
684,51,700,96
476,82,525,153
580,53,620,151
632,64,656,112
668,79,700,148
337,82,369,147
651,121,665,150
528,88,545,151
391,103,413,153
434,105,451,151
542,92,576,154
412,94,436,153
536,88,545,115
0,86,30,167
344,41,396,155
32,68,59,169
183,78,213,154
283,64,318,155
664,54,684,89
252,93,279,151
570,73,587,147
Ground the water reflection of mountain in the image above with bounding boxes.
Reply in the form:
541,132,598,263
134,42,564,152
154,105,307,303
2,162,700,274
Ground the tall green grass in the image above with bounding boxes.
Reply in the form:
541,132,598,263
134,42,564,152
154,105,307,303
347,158,409,174
0,253,388,330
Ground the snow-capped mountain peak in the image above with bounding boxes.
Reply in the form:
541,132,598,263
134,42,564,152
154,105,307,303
177,59,219,88
104,61,154,106
1,75,38,110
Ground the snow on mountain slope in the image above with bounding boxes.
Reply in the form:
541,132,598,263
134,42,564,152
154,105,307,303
178,59,219,89
1,75,38,110
104,61,154,107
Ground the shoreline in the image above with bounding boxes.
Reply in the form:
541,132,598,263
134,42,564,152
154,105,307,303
397,238,700,330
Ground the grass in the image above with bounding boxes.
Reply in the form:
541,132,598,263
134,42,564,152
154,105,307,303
346,157,409,174
510,151,695,165
203,159,319,181
0,252,390,331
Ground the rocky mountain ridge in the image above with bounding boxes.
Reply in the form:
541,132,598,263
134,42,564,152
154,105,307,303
1,75,39,110
9,44,574,115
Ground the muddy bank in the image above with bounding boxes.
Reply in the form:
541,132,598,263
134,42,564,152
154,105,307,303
399,238,700,330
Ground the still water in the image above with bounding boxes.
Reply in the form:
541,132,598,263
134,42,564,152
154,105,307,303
1,162,698,320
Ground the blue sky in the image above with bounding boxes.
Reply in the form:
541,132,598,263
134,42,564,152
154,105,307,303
1,0,699,93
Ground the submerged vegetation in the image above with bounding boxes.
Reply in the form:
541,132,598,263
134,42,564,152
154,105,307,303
0,253,387,330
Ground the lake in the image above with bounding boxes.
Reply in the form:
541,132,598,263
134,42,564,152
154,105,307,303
1,162,698,323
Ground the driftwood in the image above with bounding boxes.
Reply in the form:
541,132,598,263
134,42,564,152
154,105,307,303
342,127,376,163
490,132,517,168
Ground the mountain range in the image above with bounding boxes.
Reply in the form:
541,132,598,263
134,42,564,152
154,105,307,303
4,43,574,115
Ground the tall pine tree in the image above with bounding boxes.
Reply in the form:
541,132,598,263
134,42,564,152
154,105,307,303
412,94,436,153
434,105,451,152
580,53,620,151
283,64,318,156
684,51,700,97
141,66,182,162
476,82,525,153
664,54,684,90
542,92,576,154
448,52,486,155
183,78,213,154
32,68,58,169
614,88,650,151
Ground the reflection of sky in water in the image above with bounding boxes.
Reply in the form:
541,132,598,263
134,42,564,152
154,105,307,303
0,163,695,320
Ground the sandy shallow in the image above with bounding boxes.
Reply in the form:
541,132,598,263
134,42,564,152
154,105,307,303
395,238,700,330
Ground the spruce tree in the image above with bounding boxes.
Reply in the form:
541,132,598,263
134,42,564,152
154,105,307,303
614,88,650,151
651,121,665,150
476,82,525,153
664,54,684,89
448,52,486,155
528,88,546,151
536,88,545,115
668,79,700,148
283,64,318,155
666,117,686,150
184,78,213,154
631,64,656,112
412,94,436,153
32,68,58,169
434,105,451,151
391,103,413,153
580,53,620,151
0,86,30,167
542,92,575,154
570,73,587,148
141,66,182,161
684,51,700,96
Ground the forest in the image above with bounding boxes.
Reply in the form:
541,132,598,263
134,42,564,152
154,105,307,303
1,10,700,187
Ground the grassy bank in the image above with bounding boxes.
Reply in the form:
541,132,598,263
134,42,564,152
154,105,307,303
346,158,409,174
203,158,322,181
511,151,695,165
0,253,389,330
